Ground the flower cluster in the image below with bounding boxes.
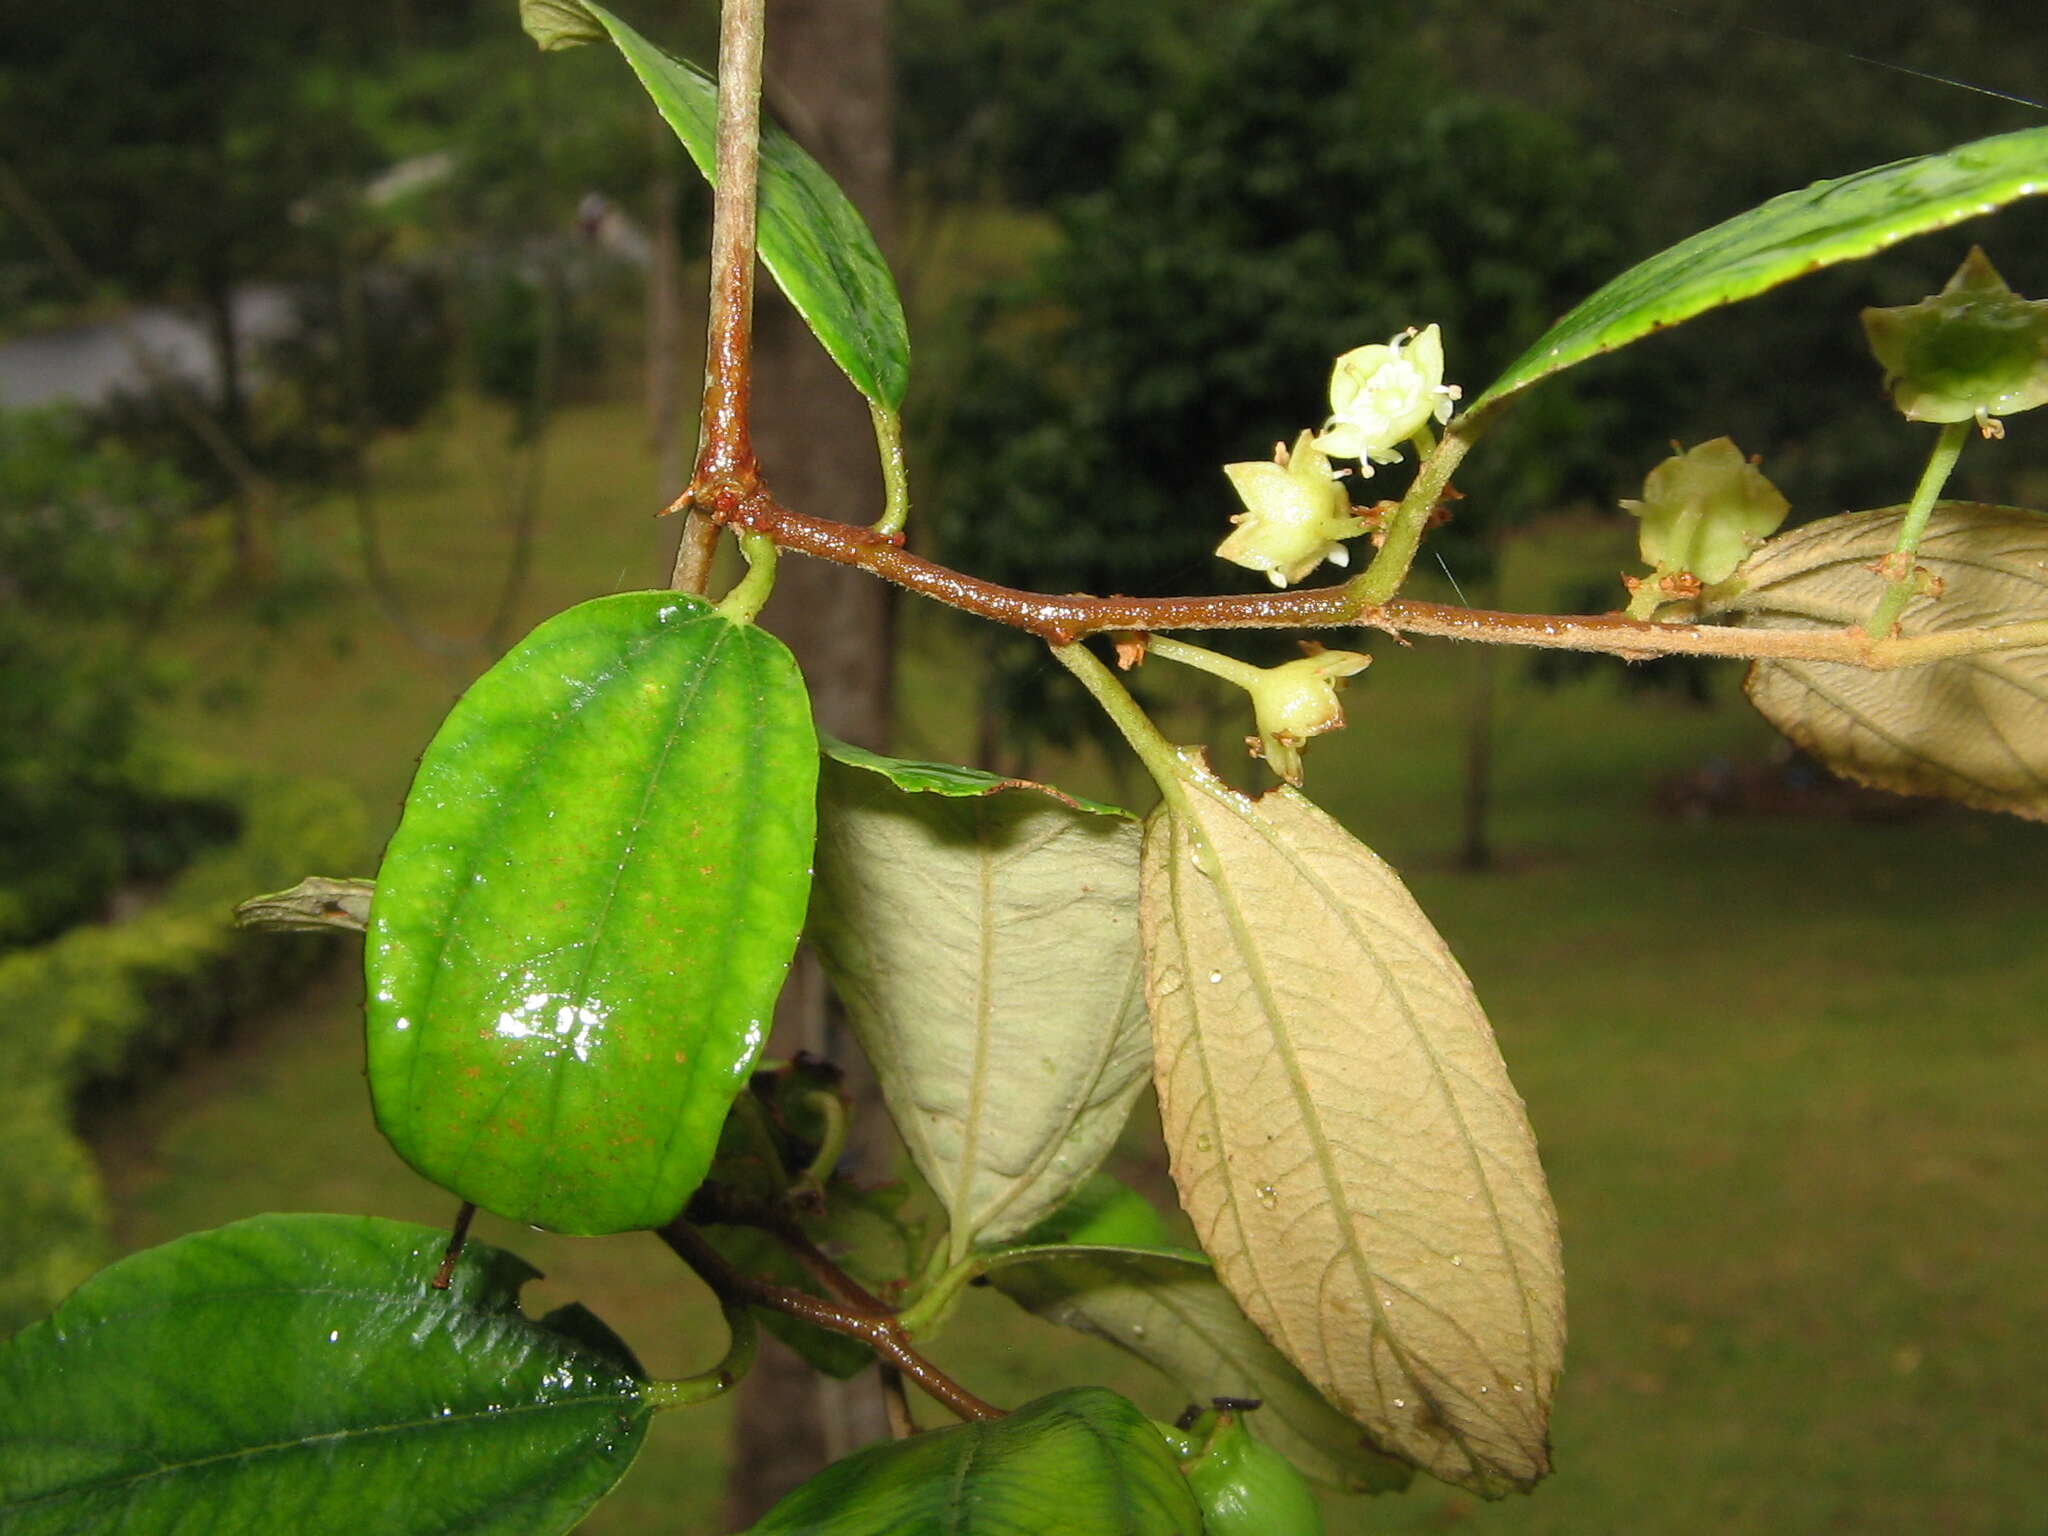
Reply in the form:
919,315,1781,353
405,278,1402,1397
1214,325,1460,591
1194,327,1459,778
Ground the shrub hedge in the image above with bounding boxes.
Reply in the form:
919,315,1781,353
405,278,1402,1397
0,750,367,1335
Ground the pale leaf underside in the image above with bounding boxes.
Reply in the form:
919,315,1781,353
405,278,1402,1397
233,876,374,933
994,1248,1412,1493
1722,503,2048,820
1140,759,1562,1496
810,760,1149,1257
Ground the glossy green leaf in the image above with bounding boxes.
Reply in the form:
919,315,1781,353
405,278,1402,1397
1469,124,2048,421
991,1179,1411,1495
570,2,910,409
367,591,816,1235
1180,1411,1328,1536
810,751,1148,1257
1143,756,1563,1496
745,1387,1202,1536
0,1215,646,1535
822,736,1132,816
1713,502,2048,819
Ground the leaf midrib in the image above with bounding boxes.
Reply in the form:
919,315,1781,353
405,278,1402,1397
1172,798,1430,1437
6,1386,642,1514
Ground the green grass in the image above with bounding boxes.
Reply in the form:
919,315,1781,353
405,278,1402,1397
152,391,682,815
98,397,2048,1533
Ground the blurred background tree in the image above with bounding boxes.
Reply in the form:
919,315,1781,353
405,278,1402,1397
0,0,380,573
912,0,1644,813
0,410,196,949
0,0,697,591
903,0,2046,847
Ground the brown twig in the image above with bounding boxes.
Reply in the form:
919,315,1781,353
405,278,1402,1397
669,0,766,595
770,1216,879,1306
686,1181,887,1311
634,0,2011,674
674,480,2048,668
658,1218,1002,1422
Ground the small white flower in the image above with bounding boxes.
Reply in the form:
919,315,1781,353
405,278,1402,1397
1313,324,1460,469
1216,431,1366,588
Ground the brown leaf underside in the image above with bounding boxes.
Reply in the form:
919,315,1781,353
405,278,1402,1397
1729,504,2048,821
1140,760,1562,1496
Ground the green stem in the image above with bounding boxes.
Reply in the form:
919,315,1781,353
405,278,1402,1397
643,1303,758,1409
1048,641,1189,803
716,530,779,623
1151,1419,1200,1462
908,1229,956,1303
1144,635,1268,693
1864,420,1970,636
1625,567,1673,622
1347,422,1473,608
792,1089,848,1197
900,1242,1209,1338
869,403,911,538
896,1254,985,1338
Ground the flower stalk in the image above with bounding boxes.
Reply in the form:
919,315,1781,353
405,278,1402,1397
1863,420,1970,637
1347,421,1473,608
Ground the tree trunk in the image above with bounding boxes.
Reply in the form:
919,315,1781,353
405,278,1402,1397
200,265,274,585
720,0,898,1525
646,111,689,502
200,266,247,450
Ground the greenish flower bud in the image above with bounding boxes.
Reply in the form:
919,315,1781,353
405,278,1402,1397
1217,431,1366,588
1244,648,1371,785
1862,246,2048,434
1179,1411,1326,1536
1620,437,1788,585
